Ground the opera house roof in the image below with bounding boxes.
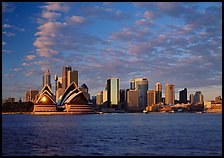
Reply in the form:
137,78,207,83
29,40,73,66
58,82,88,106
36,84,56,105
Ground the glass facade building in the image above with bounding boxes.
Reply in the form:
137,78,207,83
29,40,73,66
107,78,120,106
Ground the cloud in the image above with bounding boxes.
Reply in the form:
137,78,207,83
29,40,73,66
12,68,22,72
41,2,70,12
2,31,16,37
2,50,12,54
135,19,153,25
25,55,36,60
3,24,14,28
65,16,87,24
144,11,155,19
23,68,41,76
42,11,61,19
22,63,30,66
4,73,15,79
2,41,6,45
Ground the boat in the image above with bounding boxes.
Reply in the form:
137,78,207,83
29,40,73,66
143,110,148,114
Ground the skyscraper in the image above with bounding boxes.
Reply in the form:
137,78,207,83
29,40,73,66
67,69,78,87
147,90,156,106
127,89,139,109
165,84,175,105
107,78,120,107
42,69,51,88
62,66,71,90
130,78,148,109
194,91,203,104
190,94,194,104
96,91,103,105
155,82,162,104
179,88,187,104
25,89,39,102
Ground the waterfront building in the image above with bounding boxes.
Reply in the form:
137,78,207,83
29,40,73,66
107,78,120,107
194,91,203,104
25,89,39,103
190,94,194,104
96,91,103,105
120,89,126,103
130,78,148,110
62,66,72,90
127,89,139,109
103,90,107,104
215,96,222,104
5,97,15,103
34,84,56,112
80,83,90,101
165,84,175,105
155,82,162,104
67,69,78,87
42,69,51,88
58,82,94,113
147,90,156,106
179,88,187,104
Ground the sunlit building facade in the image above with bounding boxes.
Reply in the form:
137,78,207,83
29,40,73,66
25,89,39,103
127,89,139,109
107,78,120,106
42,69,51,88
62,66,72,90
155,82,162,104
189,94,194,104
96,91,103,105
147,90,156,106
130,78,148,110
165,84,175,105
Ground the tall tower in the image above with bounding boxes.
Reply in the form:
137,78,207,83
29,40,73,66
194,91,203,104
190,94,194,104
165,83,175,105
62,66,71,90
179,88,187,104
107,78,120,107
42,69,51,88
130,78,148,110
67,69,78,87
155,82,162,104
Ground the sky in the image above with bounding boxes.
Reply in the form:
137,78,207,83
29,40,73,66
2,2,222,102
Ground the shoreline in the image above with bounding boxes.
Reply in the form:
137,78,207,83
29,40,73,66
2,111,222,115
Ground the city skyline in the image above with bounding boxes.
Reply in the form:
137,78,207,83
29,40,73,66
2,2,222,101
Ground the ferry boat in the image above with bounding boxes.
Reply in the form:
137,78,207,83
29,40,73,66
143,110,148,114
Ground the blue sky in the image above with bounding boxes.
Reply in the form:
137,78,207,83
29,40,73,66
2,2,222,101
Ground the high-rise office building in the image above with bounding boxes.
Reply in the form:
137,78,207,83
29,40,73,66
147,90,156,106
42,69,51,88
130,78,148,109
190,94,194,104
67,69,78,87
107,78,120,106
96,91,103,105
62,66,78,90
165,84,175,105
194,91,203,104
127,89,139,109
179,88,187,104
62,66,72,90
103,90,107,103
80,83,90,101
25,89,39,102
155,82,162,104
120,89,126,103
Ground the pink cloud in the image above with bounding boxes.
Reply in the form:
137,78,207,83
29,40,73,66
144,11,154,19
4,73,15,79
22,63,30,66
42,11,61,19
66,16,87,24
25,55,36,60
42,2,70,12
129,42,152,54
23,68,39,76
36,48,59,57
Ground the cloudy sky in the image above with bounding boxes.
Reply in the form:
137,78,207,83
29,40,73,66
2,2,222,101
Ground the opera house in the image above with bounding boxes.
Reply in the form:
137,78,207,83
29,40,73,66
33,82,95,114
